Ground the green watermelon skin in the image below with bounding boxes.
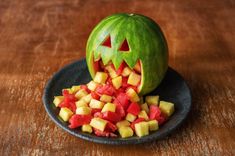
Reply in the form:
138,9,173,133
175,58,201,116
86,13,168,95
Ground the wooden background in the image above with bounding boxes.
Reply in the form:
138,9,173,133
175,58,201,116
0,0,234,155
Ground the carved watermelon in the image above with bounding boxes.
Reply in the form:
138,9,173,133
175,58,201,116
86,13,168,95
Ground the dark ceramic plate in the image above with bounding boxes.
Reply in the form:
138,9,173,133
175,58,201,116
42,59,191,145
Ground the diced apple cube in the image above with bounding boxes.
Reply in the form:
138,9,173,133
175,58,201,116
138,110,149,120
89,99,104,109
76,106,91,115
105,65,118,78
94,72,108,84
75,89,88,99
148,120,159,131
126,88,140,102
140,103,149,113
121,67,132,77
75,99,88,108
125,113,137,122
159,101,174,117
87,81,98,91
71,85,80,93
145,95,159,105
82,124,93,133
101,103,116,112
116,120,130,129
100,94,112,103
59,107,73,122
53,96,64,107
135,122,149,137
81,94,92,103
112,76,122,89
118,126,134,138
127,72,141,86
134,61,141,73
90,117,107,131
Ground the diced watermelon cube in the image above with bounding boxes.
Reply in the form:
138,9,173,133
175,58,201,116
149,105,161,120
130,118,145,130
127,102,141,116
93,112,103,118
105,121,117,132
102,111,121,123
69,114,92,129
122,77,129,89
156,114,166,125
91,92,100,100
80,85,90,93
116,93,130,110
91,108,102,115
113,100,126,118
96,84,116,96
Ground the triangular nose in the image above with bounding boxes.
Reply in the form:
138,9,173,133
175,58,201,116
119,39,129,51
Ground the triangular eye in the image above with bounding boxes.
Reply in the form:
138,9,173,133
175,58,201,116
101,35,111,48
119,39,129,51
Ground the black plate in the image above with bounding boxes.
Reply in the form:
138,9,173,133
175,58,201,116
42,59,191,145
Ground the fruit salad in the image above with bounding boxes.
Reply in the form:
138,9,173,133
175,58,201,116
53,61,174,138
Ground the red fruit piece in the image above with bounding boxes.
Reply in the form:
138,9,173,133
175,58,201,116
96,84,116,96
106,121,117,132
149,105,161,120
122,77,129,89
116,62,126,75
130,118,145,130
127,102,141,116
116,92,130,110
80,85,90,93
91,108,102,115
93,61,100,72
93,112,103,118
156,114,166,125
69,114,92,129
102,111,121,123
93,128,117,137
113,100,126,118
91,92,100,100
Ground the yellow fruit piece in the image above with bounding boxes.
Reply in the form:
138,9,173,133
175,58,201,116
112,76,122,89
127,72,141,86
135,122,149,137
75,89,88,99
134,62,141,73
94,72,108,84
59,107,73,122
53,96,64,107
116,120,130,129
121,67,132,77
76,106,91,115
87,81,98,91
148,120,159,131
63,88,73,94
125,113,137,122
89,99,104,109
140,103,149,113
126,88,140,102
159,101,174,117
101,103,116,112
71,85,81,93
118,126,134,138
100,94,112,103
105,65,118,78
90,118,107,131
145,95,159,105
82,124,93,133
138,110,149,120
75,99,88,108
81,94,92,103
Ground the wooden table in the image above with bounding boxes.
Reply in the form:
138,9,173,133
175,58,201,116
0,0,234,155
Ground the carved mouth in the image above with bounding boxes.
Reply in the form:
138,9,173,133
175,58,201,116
92,55,143,93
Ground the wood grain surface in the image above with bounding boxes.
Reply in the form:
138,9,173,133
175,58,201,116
0,0,235,155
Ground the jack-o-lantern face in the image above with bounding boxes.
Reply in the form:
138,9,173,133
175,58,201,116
86,13,168,95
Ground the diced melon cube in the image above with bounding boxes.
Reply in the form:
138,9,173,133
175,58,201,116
101,103,116,112
94,72,108,84
89,99,104,109
105,65,118,78
76,106,91,115
87,81,98,91
71,85,81,93
90,118,107,131
148,120,159,131
125,113,137,122
63,88,73,94
116,120,130,129
118,126,134,138
138,110,149,120
145,95,159,105
59,107,74,122
82,124,93,133
126,88,140,102
121,67,132,77
127,72,141,86
159,101,174,117
75,89,88,99
100,94,112,103
75,99,88,108
53,96,64,107
112,76,122,89
134,61,141,73
140,103,149,113
81,94,92,103
135,122,149,137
